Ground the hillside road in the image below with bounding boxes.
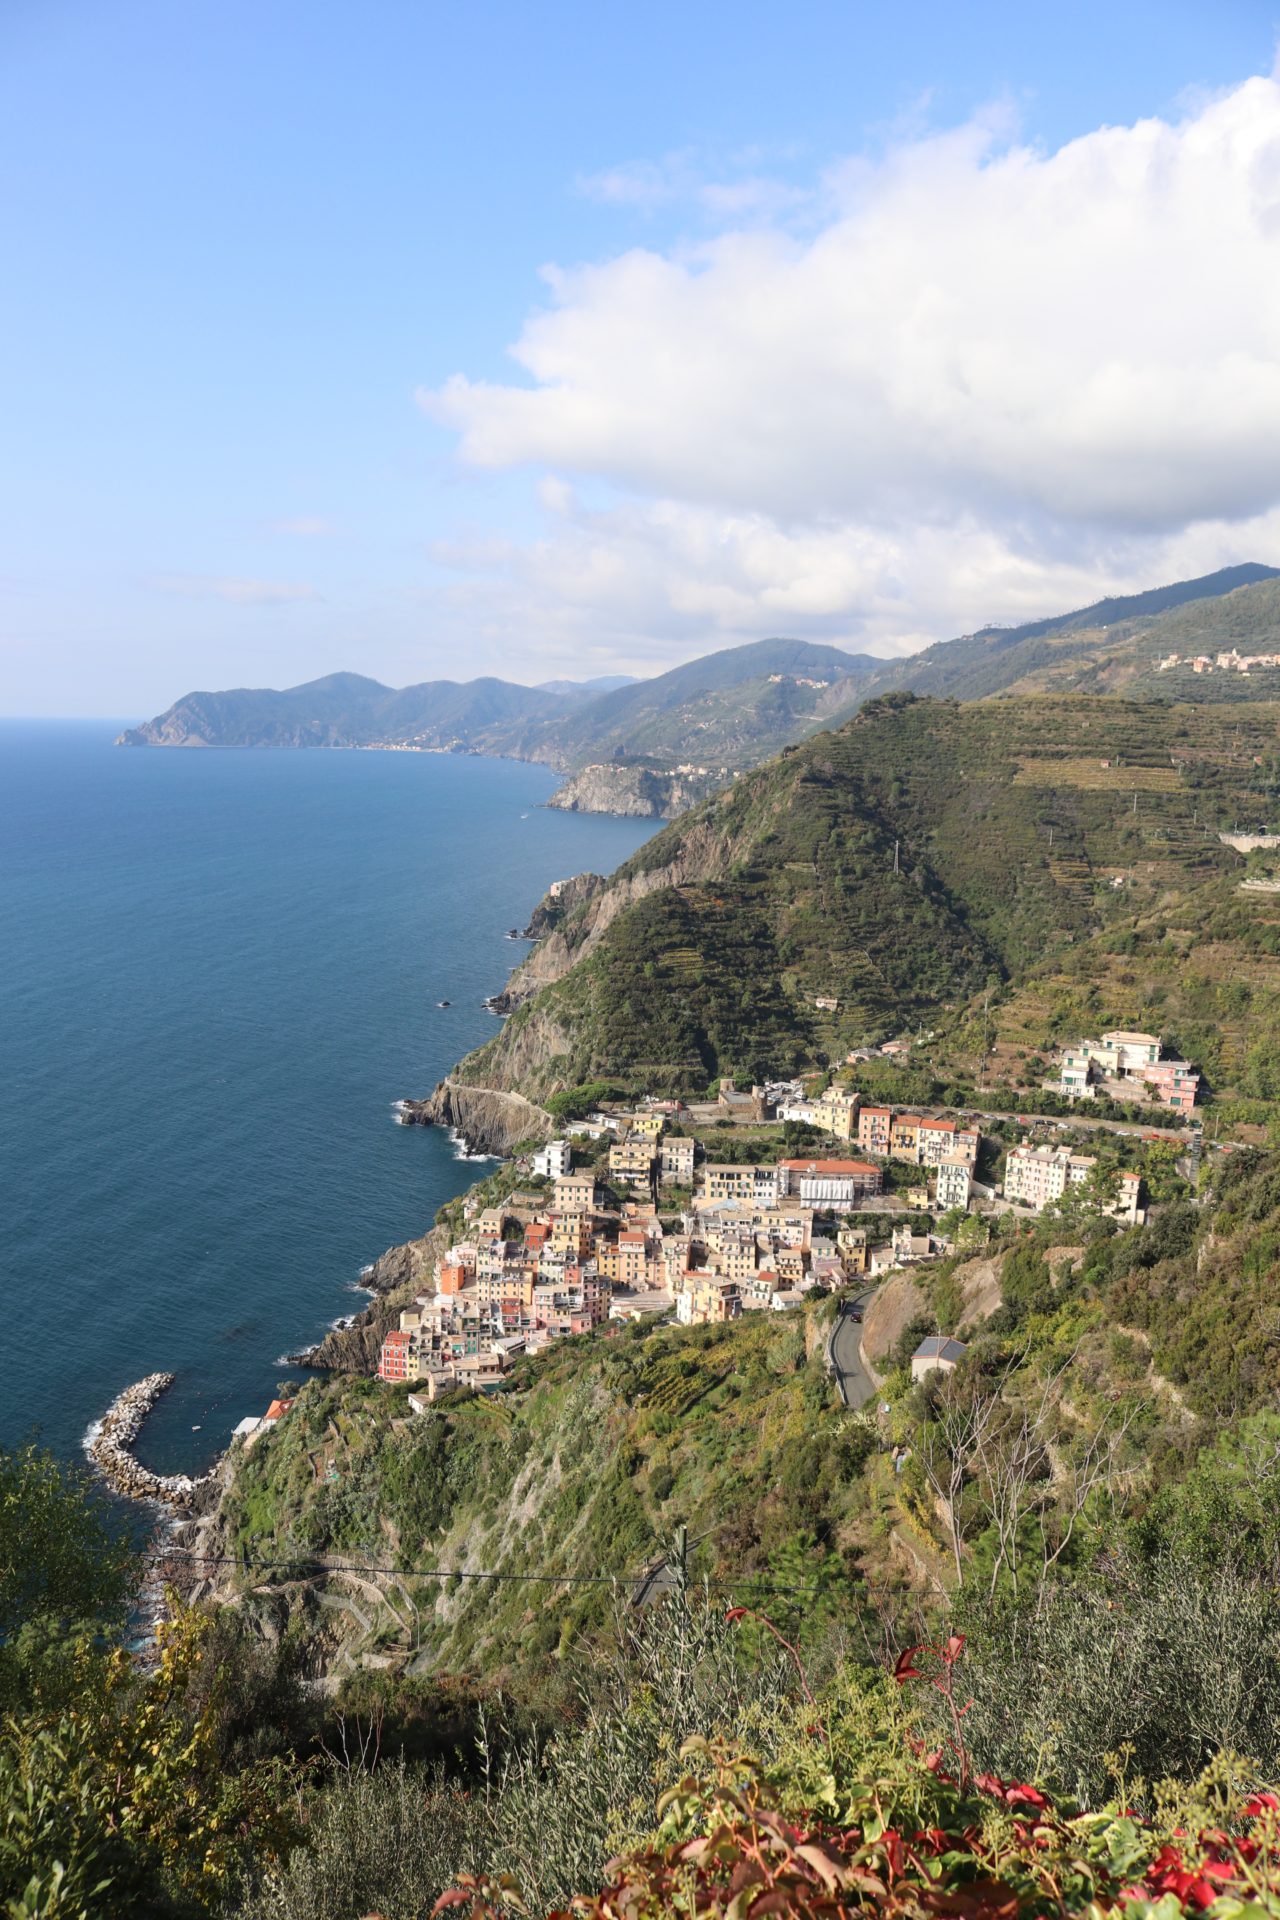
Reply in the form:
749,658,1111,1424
830,1291,879,1412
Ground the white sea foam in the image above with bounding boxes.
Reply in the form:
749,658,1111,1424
447,1127,497,1164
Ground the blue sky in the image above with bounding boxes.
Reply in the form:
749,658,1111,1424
3,0,1279,715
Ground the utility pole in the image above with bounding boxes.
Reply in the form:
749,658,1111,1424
673,1523,688,1594
893,839,900,874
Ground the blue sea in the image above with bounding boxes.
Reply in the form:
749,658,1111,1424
0,723,654,1479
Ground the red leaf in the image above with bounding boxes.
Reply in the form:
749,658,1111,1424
894,1644,925,1685
923,1875,1021,1919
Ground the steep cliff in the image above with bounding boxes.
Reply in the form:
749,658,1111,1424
492,806,749,1014
398,1078,554,1154
445,694,1274,1104
545,764,721,818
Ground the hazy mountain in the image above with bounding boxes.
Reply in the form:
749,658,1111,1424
119,568,1280,804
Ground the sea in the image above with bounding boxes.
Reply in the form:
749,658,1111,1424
0,722,655,1480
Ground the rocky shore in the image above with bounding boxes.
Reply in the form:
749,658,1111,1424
396,1076,553,1155
88,1374,215,1509
288,1225,448,1370
545,763,718,818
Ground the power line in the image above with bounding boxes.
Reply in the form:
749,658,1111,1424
144,1543,821,1598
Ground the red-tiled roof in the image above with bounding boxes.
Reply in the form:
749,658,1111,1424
780,1159,880,1175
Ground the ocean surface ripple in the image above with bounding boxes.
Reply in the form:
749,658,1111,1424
0,723,653,1477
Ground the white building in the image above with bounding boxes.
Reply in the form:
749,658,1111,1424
532,1138,572,1180
775,1158,882,1206
1003,1144,1095,1211
935,1157,972,1212
660,1136,696,1184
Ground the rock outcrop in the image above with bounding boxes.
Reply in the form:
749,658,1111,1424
290,1227,448,1371
490,804,741,1017
545,764,720,819
522,871,607,941
397,1078,553,1155
89,1375,215,1508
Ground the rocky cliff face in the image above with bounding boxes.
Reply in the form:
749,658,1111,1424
522,871,607,940
545,763,721,818
290,1225,447,1370
486,802,745,1018
398,1078,553,1154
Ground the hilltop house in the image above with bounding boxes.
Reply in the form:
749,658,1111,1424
1058,1030,1200,1113
935,1156,972,1211
532,1138,572,1180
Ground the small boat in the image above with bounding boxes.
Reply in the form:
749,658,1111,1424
520,813,528,819
437,999,452,1008
191,1425,201,1431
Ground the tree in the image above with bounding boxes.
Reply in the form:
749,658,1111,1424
0,1443,135,1645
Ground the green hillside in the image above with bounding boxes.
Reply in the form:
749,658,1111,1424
841,563,1280,708
527,637,878,770
216,1303,860,1679
117,638,876,767
455,693,1280,1099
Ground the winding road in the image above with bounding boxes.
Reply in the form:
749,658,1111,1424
830,1289,879,1411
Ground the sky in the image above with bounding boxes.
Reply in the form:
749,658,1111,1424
3,0,1280,716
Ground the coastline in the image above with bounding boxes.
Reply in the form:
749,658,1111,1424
83,852,568,1514
85,1374,216,1509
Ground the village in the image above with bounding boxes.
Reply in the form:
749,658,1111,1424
1157,646,1280,675
350,1025,1194,1405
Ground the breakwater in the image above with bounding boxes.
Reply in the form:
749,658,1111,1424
88,1374,214,1508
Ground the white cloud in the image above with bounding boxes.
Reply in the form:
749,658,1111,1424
421,76,1280,661
151,574,319,606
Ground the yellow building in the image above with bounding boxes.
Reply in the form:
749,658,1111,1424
554,1172,598,1214
609,1140,658,1187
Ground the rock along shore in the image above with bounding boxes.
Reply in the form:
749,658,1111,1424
89,1373,214,1509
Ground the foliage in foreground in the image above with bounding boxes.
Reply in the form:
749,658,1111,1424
439,1636,1280,1920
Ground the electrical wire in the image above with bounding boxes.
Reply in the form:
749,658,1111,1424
143,1543,820,1597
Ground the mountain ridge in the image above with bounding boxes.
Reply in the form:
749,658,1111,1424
439,689,1280,1103
118,565,1280,812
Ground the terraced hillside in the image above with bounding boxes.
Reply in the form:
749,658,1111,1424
213,1305,858,1679
960,866,1280,1116
448,694,1280,1100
